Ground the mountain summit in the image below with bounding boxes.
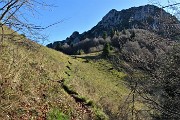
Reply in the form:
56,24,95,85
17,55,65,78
91,4,179,37
47,4,180,54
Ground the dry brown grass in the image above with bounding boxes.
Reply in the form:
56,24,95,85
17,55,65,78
0,26,150,119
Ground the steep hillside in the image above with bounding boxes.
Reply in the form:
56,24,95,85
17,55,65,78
0,27,152,119
0,26,97,119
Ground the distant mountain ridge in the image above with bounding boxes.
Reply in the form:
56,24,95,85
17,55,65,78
47,4,180,54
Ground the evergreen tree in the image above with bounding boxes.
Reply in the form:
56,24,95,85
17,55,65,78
102,31,107,39
102,42,110,57
110,28,115,38
130,30,135,39
122,28,126,35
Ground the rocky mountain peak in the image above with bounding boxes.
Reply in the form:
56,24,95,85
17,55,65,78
88,4,180,38
70,31,79,39
47,4,180,54
97,4,178,29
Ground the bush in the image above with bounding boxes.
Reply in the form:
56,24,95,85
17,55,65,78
77,49,84,55
47,109,70,120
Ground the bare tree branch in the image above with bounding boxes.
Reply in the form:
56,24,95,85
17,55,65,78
0,0,62,42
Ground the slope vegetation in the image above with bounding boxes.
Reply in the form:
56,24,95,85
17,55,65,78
0,26,146,119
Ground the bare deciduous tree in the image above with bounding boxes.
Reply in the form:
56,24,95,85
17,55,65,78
0,0,62,43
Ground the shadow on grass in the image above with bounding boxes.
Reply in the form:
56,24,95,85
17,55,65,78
71,54,102,61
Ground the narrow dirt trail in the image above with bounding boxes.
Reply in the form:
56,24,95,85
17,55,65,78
56,78,94,119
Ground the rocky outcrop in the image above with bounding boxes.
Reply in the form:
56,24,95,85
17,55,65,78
90,4,180,37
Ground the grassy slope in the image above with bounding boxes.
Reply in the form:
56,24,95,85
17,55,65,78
0,27,144,119
66,55,129,115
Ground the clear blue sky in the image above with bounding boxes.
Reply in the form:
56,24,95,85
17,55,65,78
28,0,177,45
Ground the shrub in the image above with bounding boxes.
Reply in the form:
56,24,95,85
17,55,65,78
94,108,109,120
47,108,70,120
77,49,84,55
20,34,26,38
